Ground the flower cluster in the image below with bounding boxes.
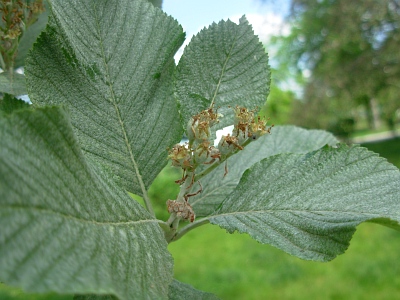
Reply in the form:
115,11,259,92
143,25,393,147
0,1,45,40
168,105,222,180
0,0,45,71
166,105,273,222
218,106,273,157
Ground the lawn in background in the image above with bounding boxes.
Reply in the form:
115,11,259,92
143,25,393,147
1,137,399,299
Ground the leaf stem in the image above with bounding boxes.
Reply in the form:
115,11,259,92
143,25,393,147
194,138,252,182
169,218,210,243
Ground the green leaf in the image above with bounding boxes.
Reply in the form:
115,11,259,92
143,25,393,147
209,144,400,261
0,107,173,299
25,0,185,195
168,280,220,300
0,94,30,115
190,125,338,216
0,72,27,96
176,16,270,130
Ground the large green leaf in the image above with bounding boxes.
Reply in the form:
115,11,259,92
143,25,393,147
190,126,338,216
176,16,270,130
209,145,400,261
25,0,185,195
0,107,173,299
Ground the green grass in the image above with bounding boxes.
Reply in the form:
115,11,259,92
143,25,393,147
2,138,399,299
0,284,72,300
169,222,400,300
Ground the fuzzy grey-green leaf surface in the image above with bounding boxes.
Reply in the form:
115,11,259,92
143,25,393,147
176,16,270,130
190,126,338,216
0,107,173,299
25,0,185,195
209,144,400,261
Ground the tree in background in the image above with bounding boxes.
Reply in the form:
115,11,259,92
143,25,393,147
271,0,400,136
259,67,296,125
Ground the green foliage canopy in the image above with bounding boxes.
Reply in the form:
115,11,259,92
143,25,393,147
273,0,400,131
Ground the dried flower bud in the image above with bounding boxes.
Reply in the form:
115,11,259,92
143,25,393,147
186,105,220,142
249,116,273,140
218,134,243,156
193,140,211,164
166,199,195,222
168,144,192,169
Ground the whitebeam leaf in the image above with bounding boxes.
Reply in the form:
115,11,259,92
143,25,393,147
25,0,185,195
0,107,173,299
176,16,270,130
190,126,338,216
209,144,400,261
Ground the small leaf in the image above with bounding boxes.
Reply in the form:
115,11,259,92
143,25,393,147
0,72,27,96
209,144,400,261
0,107,173,299
176,16,270,130
168,280,220,300
25,0,185,195
191,126,338,216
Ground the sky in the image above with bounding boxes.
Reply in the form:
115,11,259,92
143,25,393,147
162,0,290,61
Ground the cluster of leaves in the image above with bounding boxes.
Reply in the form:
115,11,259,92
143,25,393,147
1,0,400,299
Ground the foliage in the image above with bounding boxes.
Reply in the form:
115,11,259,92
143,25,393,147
1,0,400,299
272,0,400,133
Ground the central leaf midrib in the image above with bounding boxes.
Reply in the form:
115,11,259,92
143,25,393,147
3,204,158,226
92,3,152,212
209,29,239,108
209,209,394,219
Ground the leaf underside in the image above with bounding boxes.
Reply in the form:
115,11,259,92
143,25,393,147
176,15,271,131
0,107,173,299
25,0,185,195
190,125,339,216
209,144,400,261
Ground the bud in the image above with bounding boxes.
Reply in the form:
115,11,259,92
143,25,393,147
248,116,273,140
186,105,220,142
218,134,243,156
193,140,211,164
166,199,195,222
168,144,192,170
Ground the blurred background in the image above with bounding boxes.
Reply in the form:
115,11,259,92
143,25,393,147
2,0,400,299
